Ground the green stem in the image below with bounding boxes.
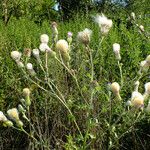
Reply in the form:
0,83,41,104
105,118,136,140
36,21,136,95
117,61,123,88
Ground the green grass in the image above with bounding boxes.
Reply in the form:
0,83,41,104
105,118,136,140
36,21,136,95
0,13,150,149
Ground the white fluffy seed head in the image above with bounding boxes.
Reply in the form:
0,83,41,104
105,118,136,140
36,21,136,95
0,111,7,122
11,51,21,61
144,82,150,95
131,91,144,108
39,43,51,52
94,14,113,35
56,39,69,53
139,25,144,32
7,108,19,121
26,63,33,70
32,49,40,58
113,43,120,53
77,28,92,45
40,34,49,44
111,82,120,95
131,12,136,20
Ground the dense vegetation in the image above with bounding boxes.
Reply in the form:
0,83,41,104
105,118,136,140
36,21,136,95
0,0,150,149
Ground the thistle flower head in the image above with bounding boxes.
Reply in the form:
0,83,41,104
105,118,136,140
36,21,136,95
144,82,150,95
51,21,58,28
23,48,31,57
131,91,144,108
32,49,40,58
0,111,8,122
139,25,144,32
77,28,92,45
131,12,136,20
113,43,121,60
23,88,30,97
110,82,120,95
39,43,51,52
56,39,69,53
26,63,33,70
68,32,73,38
7,108,20,121
40,34,49,44
11,51,22,61
94,14,113,35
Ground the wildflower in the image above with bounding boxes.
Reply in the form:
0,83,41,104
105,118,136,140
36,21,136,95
131,12,136,20
140,60,149,73
77,28,92,46
67,32,73,44
39,43,51,52
7,108,20,121
23,88,31,107
40,34,49,44
131,91,144,108
94,14,113,35
26,63,36,76
23,48,31,57
113,43,121,60
139,25,144,32
143,82,150,99
56,39,69,53
11,51,22,61
0,111,8,122
51,22,58,43
110,82,121,100
26,63,33,70
23,88,30,97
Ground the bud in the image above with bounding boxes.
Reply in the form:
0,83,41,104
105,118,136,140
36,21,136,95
111,82,120,95
110,82,121,100
23,88,31,107
113,43,121,60
11,51,21,61
4,120,13,127
26,63,36,76
144,82,150,95
131,91,144,108
40,34,49,44
18,104,26,113
16,120,23,128
67,32,73,44
0,111,8,122
7,108,20,121
140,60,149,72
49,51,56,58
139,25,144,32
32,49,40,59
131,12,136,20
126,100,131,106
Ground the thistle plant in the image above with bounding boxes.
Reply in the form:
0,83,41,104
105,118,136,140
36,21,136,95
1,14,150,149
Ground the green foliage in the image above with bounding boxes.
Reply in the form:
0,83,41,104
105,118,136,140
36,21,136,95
0,8,150,150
